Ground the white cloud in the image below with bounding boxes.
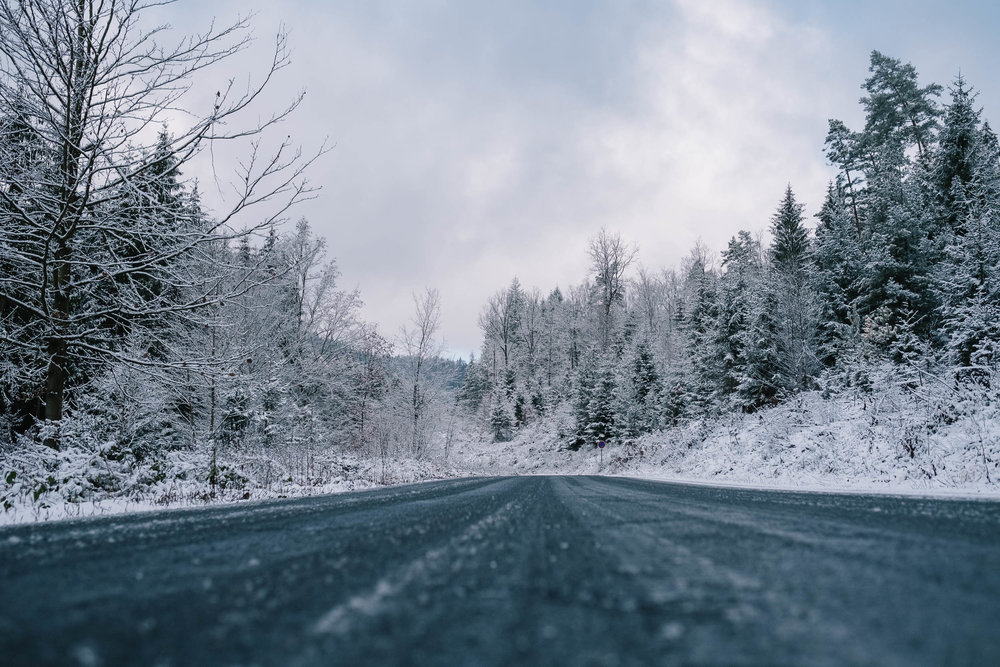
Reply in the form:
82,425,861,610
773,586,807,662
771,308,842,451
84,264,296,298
577,0,838,277
316,0,845,358
154,1,846,359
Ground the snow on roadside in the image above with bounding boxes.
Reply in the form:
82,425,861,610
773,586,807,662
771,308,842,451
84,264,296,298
454,383,1000,498
0,446,468,527
5,376,998,526
611,385,1000,497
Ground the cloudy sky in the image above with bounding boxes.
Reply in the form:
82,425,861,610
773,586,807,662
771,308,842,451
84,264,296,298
165,0,1000,358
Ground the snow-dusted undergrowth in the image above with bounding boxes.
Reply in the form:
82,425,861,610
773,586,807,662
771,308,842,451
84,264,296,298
0,439,467,526
459,368,1000,497
615,383,998,495
4,367,999,525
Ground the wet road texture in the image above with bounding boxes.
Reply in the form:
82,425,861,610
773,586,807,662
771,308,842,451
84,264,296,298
2,476,999,666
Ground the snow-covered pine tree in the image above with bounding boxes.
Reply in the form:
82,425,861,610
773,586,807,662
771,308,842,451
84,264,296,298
540,288,568,392
824,119,866,239
571,355,598,449
620,340,662,436
717,231,763,406
736,270,783,411
849,52,943,345
861,50,943,163
680,246,722,414
771,186,810,273
813,182,865,368
769,186,821,393
457,354,491,415
934,75,982,231
585,356,619,445
489,395,514,442
939,119,1000,369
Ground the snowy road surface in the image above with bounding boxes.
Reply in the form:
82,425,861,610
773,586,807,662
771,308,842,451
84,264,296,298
2,476,999,665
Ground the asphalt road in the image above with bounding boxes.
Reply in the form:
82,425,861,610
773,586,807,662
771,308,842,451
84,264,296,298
1,476,999,666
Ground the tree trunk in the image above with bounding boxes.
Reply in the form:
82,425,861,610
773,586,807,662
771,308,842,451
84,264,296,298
43,245,72,449
42,3,89,448
42,339,67,449
411,381,421,455
844,168,863,240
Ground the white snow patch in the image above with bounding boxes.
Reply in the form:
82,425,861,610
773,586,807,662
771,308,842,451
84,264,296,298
452,381,1000,499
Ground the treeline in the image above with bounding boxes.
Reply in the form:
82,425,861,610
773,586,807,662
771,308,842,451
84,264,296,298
464,51,1000,448
0,1,457,500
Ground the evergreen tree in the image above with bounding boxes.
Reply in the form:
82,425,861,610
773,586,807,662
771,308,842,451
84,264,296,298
458,355,491,413
861,180,941,343
771,185,810,273
570,356,597,449
824,119,865,238
585,357,619,444
833,54,945,347
620,340,661,436
861,50,942,161
769,187,821,393
737,272,783,411
681,250,722,414
490,396,514,442
717,231,761,403
813,183,865,367
939,121,1000,367
934,75,982,229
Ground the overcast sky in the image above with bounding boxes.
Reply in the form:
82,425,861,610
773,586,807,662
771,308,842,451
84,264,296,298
164,0,1000,359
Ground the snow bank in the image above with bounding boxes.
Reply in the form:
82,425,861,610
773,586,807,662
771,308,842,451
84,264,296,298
5,369,998,526
0,442,467,526
455,374,1000,498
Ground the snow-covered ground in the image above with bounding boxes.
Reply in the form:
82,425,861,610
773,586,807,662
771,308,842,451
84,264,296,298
457,380,1000,498
0,447,468,526
4,374,999,525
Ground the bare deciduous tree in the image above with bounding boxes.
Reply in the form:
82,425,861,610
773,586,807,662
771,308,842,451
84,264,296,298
354,325,392,452
401,288,441,456
0,0,319,447
478,279,523,379
588,228,637,350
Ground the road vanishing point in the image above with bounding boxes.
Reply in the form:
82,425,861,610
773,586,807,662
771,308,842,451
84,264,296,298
2,476,999,665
